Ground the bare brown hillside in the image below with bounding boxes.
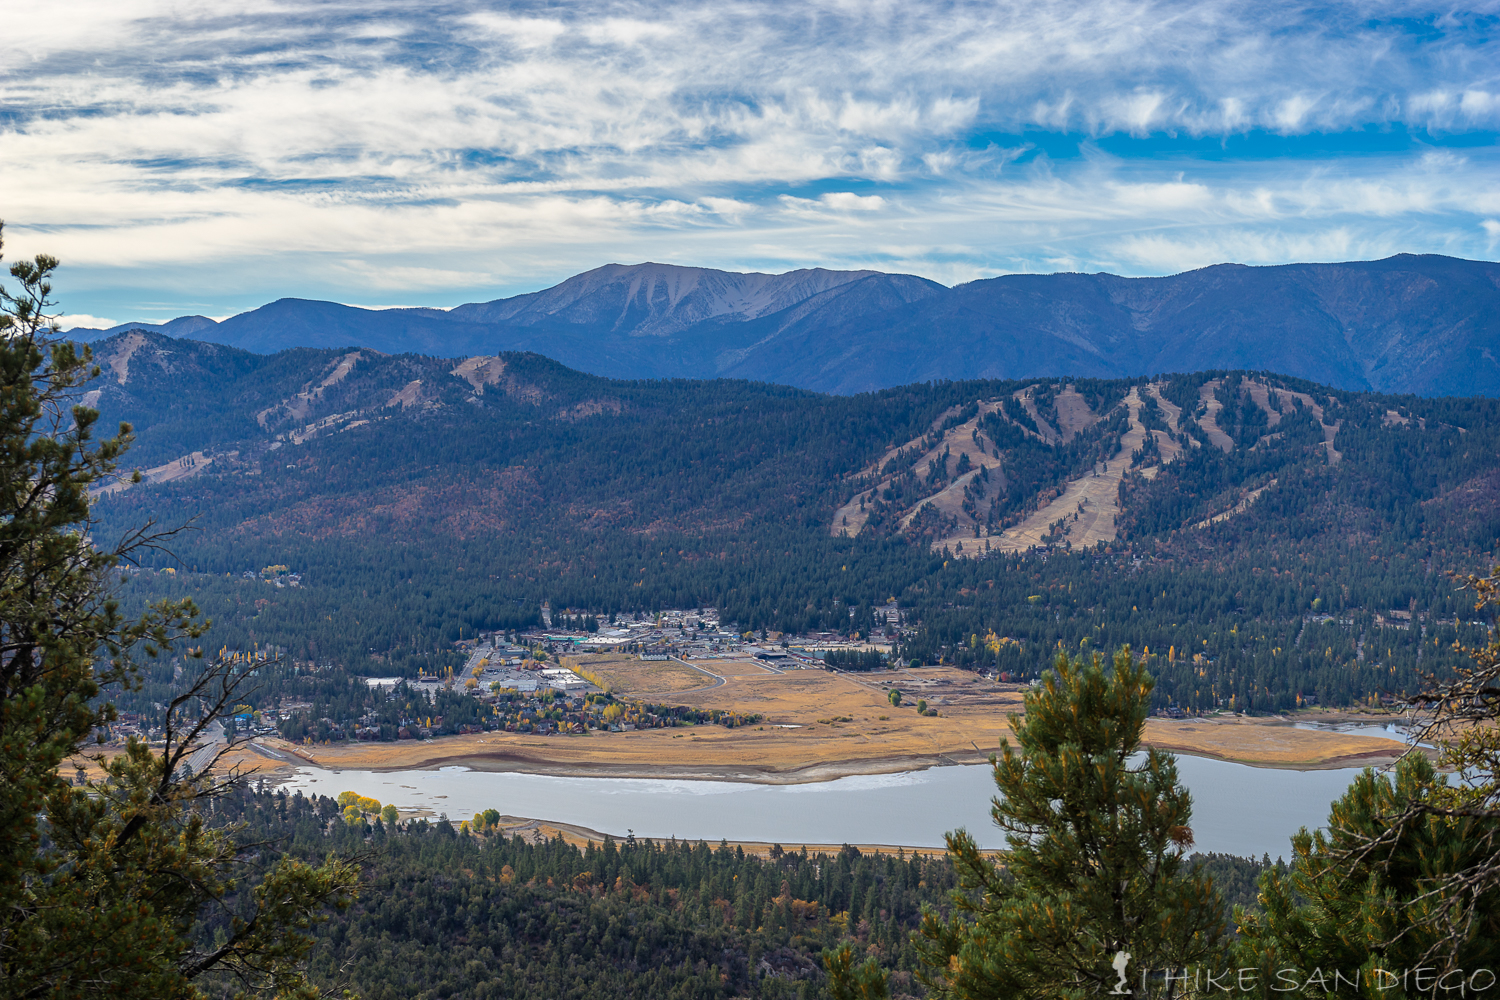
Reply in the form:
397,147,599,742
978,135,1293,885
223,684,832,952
833,382,1134,552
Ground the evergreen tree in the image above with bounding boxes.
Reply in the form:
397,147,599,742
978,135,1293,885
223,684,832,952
904,648,1227,999
1349,560,1500,972
0,232,357,998
1235,755,1500,996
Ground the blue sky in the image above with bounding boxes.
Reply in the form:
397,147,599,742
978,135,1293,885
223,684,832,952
2,0,1498,328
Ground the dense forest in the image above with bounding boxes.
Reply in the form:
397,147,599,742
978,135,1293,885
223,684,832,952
85,335,1500,719
202,787,1275,1000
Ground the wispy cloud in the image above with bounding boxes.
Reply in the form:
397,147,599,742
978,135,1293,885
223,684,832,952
0,0,1497,319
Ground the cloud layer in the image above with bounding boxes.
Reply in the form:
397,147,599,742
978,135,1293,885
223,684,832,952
2,0,1498,320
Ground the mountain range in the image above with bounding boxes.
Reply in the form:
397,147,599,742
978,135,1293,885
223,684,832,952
70,254,1500,396
85,327,1500,703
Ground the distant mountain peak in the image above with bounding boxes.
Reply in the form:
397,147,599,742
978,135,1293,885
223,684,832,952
449,261,900,336
62,254,1500,397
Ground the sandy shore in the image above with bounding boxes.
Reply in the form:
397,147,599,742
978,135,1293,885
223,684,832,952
198,661,1423,787
228,694,1414,785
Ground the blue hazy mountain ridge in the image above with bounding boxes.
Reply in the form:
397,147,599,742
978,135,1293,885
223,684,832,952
72,263,922,370
444,262,897,333
69,255,1500,396
769,254,1500,397
89,314,222,340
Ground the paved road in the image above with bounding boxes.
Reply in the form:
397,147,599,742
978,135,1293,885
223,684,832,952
667,657,727,691
744,656,787,674
180,719,225,777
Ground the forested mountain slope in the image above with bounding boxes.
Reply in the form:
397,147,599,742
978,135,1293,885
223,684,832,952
198,787,1272,1000
70,255,1500,396
86,331,1500,712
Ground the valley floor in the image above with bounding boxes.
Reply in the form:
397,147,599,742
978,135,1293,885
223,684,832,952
224,662,1411,783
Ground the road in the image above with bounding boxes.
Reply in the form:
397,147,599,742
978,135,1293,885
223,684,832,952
180,719,225,777
668,657,727,690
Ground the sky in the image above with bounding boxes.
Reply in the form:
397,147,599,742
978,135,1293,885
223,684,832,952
2,0,1498,328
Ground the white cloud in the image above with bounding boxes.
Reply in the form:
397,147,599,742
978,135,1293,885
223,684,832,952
1460,90,1500,118
1106,179,1214,212
1273,94,1319,131
819,192,887,211
58,314,118,331
0,0,1497,317
698,197,758,221
776,192,887,217
462,12,569,48
581,18,678,47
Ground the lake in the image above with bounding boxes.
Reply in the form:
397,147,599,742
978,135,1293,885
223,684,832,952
277,753,1387,858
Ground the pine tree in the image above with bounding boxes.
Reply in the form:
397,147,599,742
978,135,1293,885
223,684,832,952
1326,559,1500,973
0,231,357,998
1234,754,1500,995
909,647,1227,999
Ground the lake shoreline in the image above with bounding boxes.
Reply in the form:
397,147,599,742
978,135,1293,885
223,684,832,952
244,738,1412,788
268,755,1378,857
230,669,1415,785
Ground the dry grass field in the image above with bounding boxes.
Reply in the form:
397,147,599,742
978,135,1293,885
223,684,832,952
1195,379,1236,452
569,652,718,695
227,661,1410,783
1141,716,1411,769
